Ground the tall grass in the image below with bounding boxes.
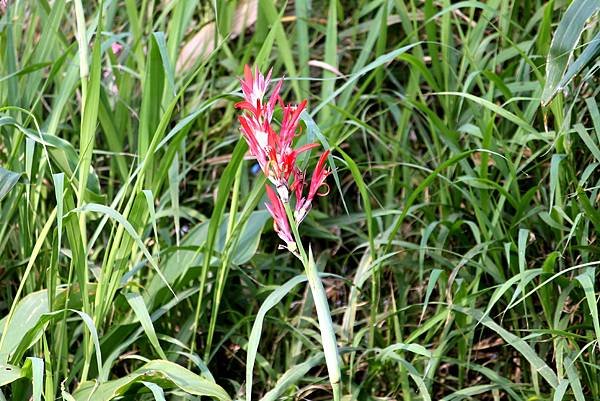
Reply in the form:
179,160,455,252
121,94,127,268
0,0,599,400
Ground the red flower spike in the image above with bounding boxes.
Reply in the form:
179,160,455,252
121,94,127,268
240,65,271,109
238,115,269,175
236,65,332,251
308,150,331,198
265,185,296,252
236,65,283,179
291,168,306,205
236,65,282,124
295,150,331,223
267,79,283,121
279,100,307,150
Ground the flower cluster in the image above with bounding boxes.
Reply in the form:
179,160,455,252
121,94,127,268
235,65,331,252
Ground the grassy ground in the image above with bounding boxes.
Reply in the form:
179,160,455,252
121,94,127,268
1,0,599,400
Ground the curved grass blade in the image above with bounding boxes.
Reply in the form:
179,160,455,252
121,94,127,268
73,203,174,296
0,207,56,363
558,32,600,90
73,360,230,401
453,306,559,388
124,292,167,360
25,357,43,401
312,42,421,115
301,111,348,215
190,138,248,357
377,351,432,401
306,248,341,401
141,381,166,401
246,274,308,401
575,267,600,345
0,363,22,386
541,0,600,105
260,354,323,401
564,356,585,401
0,167,21,202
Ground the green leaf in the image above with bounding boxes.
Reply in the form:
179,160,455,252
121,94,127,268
312,42,421,115
258,0,300,98
228,211,270,265
549,154,566,210
377,351,432,401
435,92,536,133
541,0,600,105
318,0,338,123
379,343,432,358
145,209,268,304
0,290,50,362
77,25,102,205
247,275,308,401
194,139,248,329
454,306,559,389
575,267,600,346
558,31,600,91
338,148,375,254
554,379,570,401
25,357,43,401
0,167,21,202
576,187,600,233
564,356,585,401
305,248,341,401
301,111,348,215
141,381,166,401
124,292,167,360
441,384,499,401
0,364,22,386
74,203,174,296
152,32,176,97
422,268,443,320
138,33,166,160
12,308,101,375
574,124,600,163
259,354,323,401
73,360,230,401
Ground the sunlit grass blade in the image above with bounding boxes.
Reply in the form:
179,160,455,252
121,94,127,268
72,360,231,401
124,292,167,360
0,167,21,202
246,275,307,401
541,0,600,105
306,248,341,401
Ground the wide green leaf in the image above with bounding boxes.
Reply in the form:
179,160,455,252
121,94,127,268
0,291,49,363
73,360,230,401
541,0,600,105
0,167,21,202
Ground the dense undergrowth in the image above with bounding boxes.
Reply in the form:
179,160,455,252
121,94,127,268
1,0,599,400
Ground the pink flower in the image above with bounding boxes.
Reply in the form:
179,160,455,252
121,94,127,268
290,167,306,203
265,185,296,252
295,150,331,223
238,113,271,175
235,65,281,123
278,101,307,151
235,65,332,251
236,66,316,202
111,42,123,56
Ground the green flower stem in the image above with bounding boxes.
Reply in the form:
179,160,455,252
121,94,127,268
283,202,308,265
283,202,341,401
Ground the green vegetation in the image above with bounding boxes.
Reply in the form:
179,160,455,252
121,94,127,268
0,0,599,400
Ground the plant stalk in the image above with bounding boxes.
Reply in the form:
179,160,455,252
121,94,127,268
283,202,341,401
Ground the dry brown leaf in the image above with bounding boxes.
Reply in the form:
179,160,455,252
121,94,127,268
176,0,258,72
